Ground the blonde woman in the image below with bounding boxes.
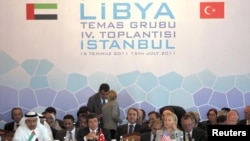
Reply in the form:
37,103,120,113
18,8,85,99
156,112,183,141
102,90,123,139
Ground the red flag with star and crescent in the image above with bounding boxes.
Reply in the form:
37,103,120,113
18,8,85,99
200,2,224,19
98,128,106,141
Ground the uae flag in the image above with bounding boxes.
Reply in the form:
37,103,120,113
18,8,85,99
26,3,57,20
28,130,38,141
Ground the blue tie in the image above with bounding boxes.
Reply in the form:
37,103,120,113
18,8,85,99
129,125,134,133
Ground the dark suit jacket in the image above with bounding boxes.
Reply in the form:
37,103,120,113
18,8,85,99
4,122,15,131
55,128,80,141
56,119,65,129
238,119,247,125
51,127,58,140
77,127,111,141
87,93,103,115
183,128,207,141
140,132,153,141
87,93,105,127
115,123,142,141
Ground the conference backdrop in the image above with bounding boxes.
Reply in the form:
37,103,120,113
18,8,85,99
1,0,250,127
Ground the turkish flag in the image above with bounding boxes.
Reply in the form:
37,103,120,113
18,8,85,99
98,129,106,141
200,2,224,19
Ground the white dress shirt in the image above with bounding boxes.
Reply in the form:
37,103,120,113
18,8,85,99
66,128,76,140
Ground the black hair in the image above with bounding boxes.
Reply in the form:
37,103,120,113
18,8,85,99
148,111,161,119
86,113,99,124
11,107,23,119
206,108,218,118
160,107,174,115
126,107,139,120
45,107,57,115
138,109,146,120
221,107,230,112
77,106,90,117
63,114,75,122
79,113,88,118
99,83,110,92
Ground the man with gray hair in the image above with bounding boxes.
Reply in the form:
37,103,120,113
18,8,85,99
238,106,250,125
226,110,239,125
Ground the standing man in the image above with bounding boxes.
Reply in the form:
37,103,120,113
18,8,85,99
87,83,110,127
12,111,52,141
55,114,80,141
4,107,23,131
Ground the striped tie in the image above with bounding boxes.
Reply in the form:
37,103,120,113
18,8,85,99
129,125,134,133
69,131,73,140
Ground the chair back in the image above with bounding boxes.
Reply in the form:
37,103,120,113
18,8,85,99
123,132,141,141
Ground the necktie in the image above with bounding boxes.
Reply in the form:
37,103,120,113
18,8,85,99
102,98,106,105
16,123,19,130
69,131,73,140
188,133,192,141
129,124,134,133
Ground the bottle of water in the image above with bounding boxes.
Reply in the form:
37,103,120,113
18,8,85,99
179,131,184,141
119,136,123,141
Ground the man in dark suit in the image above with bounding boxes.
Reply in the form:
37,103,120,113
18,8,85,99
238,105,250,125
44,106,65,130
55,114,80,141
4,107,23,131
140,118,163,141
181,114,207,141
87,83,110,127
77,113,111,141
115,108,142,141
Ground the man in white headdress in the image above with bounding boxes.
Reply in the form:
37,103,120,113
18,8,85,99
12,111,52,141
38,113,54,140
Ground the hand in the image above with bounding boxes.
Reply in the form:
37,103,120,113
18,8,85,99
86,132,98,140
172,124,178,130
